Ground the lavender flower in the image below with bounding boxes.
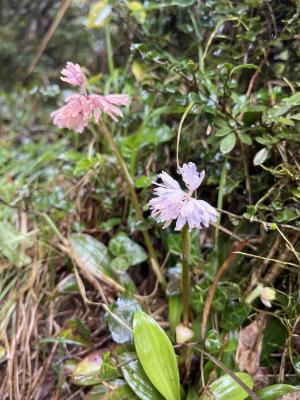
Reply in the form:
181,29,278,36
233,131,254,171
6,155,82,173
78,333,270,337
148,162,218,231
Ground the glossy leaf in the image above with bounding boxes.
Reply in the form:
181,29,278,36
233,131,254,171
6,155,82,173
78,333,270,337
109,233,147,270
70,233,113,277
202,372,254,400
108,296,141,344
253,148,269,165
253,384,298,400
99,351,121,380
133,310,180,400
205,329,223,354
72,351,102,386
120,352,164,400
220,133,236,155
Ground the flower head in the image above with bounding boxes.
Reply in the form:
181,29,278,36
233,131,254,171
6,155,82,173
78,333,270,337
148,162,218,232
51,94,94,133
61,62,86,87
51,62,131,132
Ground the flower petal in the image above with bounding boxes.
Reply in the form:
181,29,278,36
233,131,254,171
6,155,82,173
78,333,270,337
179,162,205,192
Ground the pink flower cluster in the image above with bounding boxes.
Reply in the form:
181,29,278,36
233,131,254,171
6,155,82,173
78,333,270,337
149,162,218,231
51,62,131,133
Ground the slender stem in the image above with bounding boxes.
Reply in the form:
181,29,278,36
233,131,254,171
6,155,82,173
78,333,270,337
176,102,195,169
181,225,191,326
98,121,166,288
105,23,114,76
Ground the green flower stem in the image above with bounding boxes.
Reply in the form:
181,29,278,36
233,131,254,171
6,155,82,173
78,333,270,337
99,120,166,288
181,225,191,326
105,23,114,76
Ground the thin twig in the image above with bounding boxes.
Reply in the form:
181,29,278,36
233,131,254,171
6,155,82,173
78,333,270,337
26,0,72,76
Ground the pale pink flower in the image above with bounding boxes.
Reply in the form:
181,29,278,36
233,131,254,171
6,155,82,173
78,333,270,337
148,162,218,231
51,62,131,132
61,62,85,87
51,94,93,133
89,94,131,122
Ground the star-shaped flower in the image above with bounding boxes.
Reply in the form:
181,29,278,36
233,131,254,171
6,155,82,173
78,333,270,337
148,162,218,231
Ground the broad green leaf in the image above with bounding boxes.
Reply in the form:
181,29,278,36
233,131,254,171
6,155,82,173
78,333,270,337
253,384,298,400
72,351,103,386
87,0,112,29
220,133,236,155
202,372,254,400
119,352,164,400
133,310,180,400
109,233,147,270
70,233,113,277
215,126,233,137
253,148,269,165
281,91,300,106
108,296,141,344
238,132,252,145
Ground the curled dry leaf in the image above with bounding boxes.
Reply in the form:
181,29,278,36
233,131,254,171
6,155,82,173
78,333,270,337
235,313,267,375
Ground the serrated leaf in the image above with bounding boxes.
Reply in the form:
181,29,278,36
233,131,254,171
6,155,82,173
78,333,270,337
220,133,236,154
253,147,269,165
119,352,164,400
133,310,180,400
202,372,254,400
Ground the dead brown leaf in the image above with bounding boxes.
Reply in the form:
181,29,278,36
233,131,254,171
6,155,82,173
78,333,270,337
235,313,267,375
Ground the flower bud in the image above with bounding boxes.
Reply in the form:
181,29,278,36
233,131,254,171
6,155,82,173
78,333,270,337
261,287,276,308
176,324,194,344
